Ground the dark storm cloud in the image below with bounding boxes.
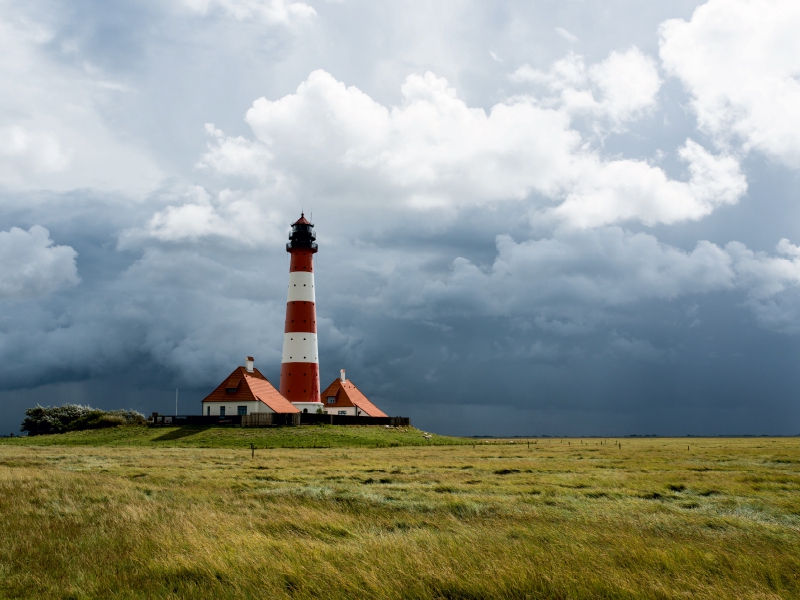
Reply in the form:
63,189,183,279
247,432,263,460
1,0,800,437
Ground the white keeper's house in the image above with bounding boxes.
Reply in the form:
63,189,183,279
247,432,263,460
201,357,299,417
319,369,388,417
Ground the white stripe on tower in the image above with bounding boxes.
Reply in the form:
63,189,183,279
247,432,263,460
281,334,318,363
286,272,315,302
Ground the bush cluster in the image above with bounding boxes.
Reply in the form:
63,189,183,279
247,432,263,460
20,404,146,436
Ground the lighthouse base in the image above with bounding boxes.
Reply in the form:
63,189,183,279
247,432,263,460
292,401,325,414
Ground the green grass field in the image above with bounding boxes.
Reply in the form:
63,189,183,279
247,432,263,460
0,424,459,448
1,432,799,599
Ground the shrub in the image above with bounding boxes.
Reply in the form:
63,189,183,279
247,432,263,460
20,404,146,436
68,411,127,431
105,409,147,425
20,404,90,436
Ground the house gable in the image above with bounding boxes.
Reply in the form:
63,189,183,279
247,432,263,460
320,378,388,417
321,381,353,408
202,367,299,414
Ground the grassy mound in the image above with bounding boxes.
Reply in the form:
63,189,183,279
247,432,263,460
0,424,466,448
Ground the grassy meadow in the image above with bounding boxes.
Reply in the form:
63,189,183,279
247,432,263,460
0,424,459,449
1,433,799,599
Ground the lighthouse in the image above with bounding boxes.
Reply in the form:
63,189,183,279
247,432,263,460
198,213,396,422
279,213,324,413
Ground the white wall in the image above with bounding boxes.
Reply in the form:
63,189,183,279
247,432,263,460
292,401,325,414
320,405,373,416
202,400,273,416
325,406,359,416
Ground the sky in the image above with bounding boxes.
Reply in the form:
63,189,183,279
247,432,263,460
1,0,800,436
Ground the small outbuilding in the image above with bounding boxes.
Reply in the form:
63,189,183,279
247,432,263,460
202,357,300,417
320,369,388,417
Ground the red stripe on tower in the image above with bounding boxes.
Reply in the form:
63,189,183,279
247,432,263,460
279,213,322,412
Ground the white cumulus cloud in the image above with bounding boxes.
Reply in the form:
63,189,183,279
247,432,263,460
415,228,737,318
0,6,163,193
180,0,316,24
195,68,743,237
0,226,79,299
725,238,800,332
121,185,287,248
196,124,275,181
554,27,578,43
409,231,800,334
660,0,800,166
548,139,746,228
340,221,800,335
0,125,72,175
511,47,662,125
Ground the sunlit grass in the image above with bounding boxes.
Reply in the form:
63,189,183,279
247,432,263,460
0,424,460,448
1,437,799,598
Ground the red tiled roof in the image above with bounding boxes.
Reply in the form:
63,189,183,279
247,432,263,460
293,213,311,226
245,373,299,413
320,378,388,417
202,366,299,413
321,382,353,408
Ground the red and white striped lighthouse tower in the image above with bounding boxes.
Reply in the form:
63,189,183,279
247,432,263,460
279,213,323,413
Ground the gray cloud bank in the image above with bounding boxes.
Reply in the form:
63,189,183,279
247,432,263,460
1,0,800,436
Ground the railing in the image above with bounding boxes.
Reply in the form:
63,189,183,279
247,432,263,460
300,414,410,427
149,413,409,427
286,241,318,251
150,414,242,426
242,413,300,427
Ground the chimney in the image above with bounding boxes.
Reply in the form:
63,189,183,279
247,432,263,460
245,356,254,373
340,369,346,383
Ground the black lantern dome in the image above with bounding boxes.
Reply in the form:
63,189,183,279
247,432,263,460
286,213,318,252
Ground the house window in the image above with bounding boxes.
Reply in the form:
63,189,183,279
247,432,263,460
338,410,347,415
238,406,247,416
206,406,210,416
219,406,226,417
326,396,336,404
